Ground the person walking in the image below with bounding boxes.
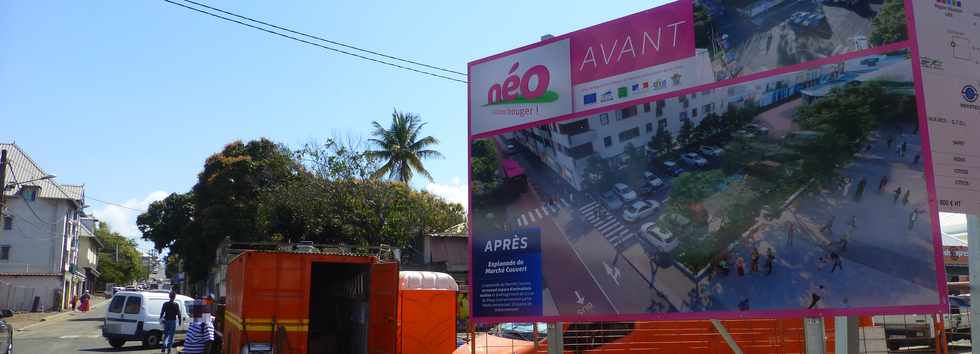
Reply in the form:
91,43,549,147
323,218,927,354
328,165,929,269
908,209,922,230
840,230,851,252
70,294,77,311
886,136,894,149
913,153,921,164
847,216,857,231
901,141,908,157
893,186,902,203
830,252,843,273
766,248,775,275
878,175,889,192
820,215,835,234
855,178,866,200
181,303,215,354
902,189,911,205
787,223,795,246
160,291,182,354
736,257,745,277
750,248,760,273
808,285,826,309
79,292,91,312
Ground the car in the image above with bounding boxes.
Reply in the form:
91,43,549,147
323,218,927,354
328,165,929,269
681,152,708,167
600,191,624,211
0,309,11,354
643,171,664,188
733,129,755,139
860,57,880,67
613,183,638,202
747,123,769,135
505,143,518,155
699,145,724,157
662,160,686,176
104,291,194,349
789,11,806,22
640,222,679,252
623,200,661,223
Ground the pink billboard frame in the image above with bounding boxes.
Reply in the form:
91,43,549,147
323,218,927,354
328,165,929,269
467,0,948,324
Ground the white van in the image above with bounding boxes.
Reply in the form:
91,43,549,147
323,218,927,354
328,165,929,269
102,291,193,349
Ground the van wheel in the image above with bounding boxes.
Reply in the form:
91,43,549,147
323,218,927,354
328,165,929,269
108,339,125,349
143,331,162,348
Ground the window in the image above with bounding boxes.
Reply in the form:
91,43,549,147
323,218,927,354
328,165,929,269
692,108,699,118
603,136,613,147
704,103,714,114
2,217,10,230
618,106,638,120
680,111,688,120
0,246,8,260
643,102,651,113
124,296,141,314
646,123,653,133
600,113,609,126
658,119,668,129
618,127,640,142
691,91,697,98
108,296,126,313
22,187,37,201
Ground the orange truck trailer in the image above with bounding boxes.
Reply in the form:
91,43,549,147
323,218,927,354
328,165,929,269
223,250,459,354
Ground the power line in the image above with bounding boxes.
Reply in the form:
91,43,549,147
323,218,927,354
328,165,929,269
162,0,469,84
87,196,146,212
176,0,467,77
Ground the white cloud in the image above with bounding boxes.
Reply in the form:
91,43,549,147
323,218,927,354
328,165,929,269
89,191,169,252
425,177,467,210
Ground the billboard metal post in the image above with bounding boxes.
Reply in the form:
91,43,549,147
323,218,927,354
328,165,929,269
834,316,858,354
711,319,743,354
968,214,980,348
804,317,826,354
546,322,563,354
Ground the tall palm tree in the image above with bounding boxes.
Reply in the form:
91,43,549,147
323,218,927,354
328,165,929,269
366,110,443,183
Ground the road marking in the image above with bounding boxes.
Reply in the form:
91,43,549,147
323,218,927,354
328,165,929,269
596,218,617,231
579,202,600,213
60,335,80,339
561,198,570,207
528,212,537,222
519,215,527,226
603,262,622,286
535,209,544,218
574,290,585,305
604,224,625,235
540,207,550,216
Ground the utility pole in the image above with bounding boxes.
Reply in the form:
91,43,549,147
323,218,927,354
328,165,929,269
0,149,7,216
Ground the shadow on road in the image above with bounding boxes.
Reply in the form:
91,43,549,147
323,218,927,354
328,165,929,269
68,317,105,322
78,347,152,353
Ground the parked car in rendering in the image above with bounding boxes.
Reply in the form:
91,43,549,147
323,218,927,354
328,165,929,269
662,160,686,176
681,152,708,167
613,183,638,202
638,171,665,195
600,191,624,211
732,129,755,139
747,123,769,136
699,145,724,157
623,200,661,223
640,222,678,252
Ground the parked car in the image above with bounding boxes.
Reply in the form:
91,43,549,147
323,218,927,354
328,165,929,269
699,145,724,157
623,200,661,223
860,57,880,67
732,129,755,139
0,309,11,354
613,183,638,202
505,143,518,155
639,172,665,194
104,291,193,349
600,191,624,211
789,11,807,24
662,160,686,176
681,152,708,167
640,222,678,252
747,123,769,136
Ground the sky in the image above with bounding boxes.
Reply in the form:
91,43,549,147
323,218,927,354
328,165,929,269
0,0,675,251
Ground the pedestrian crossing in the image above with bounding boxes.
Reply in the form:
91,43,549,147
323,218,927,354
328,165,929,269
578,201,636,248
514,198,571,226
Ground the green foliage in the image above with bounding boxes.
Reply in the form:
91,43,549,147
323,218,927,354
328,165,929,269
669,170,725,205
677,119,695,147
649,124,673,156
583,155,615,193
95,223,148,285
471,140,499,183
870,0,908,46
367,110,443,183
693,4,714,49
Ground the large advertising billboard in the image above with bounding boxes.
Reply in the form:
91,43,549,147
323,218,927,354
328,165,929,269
469,0,950,322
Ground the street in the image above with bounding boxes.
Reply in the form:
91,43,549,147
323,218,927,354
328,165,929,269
13,302,160,354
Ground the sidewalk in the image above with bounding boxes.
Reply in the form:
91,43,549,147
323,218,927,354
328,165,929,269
9,299,110,331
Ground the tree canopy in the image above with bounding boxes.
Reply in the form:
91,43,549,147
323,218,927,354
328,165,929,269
367,110,443,183
95,223,148,285
870,0,908,46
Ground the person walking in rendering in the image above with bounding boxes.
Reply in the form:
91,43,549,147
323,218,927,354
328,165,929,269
830,252,843,273
914,153,921,165
847,215,857,231
820,216,835,234
766,248,775,275
902,189,911,205
901,141,908,157
855,177,866,200
839,230,851,252
160,291,182,354
787,222,795,246
908,209,922,230
736,257,745,277
750,248,760,273
878,175,889,192
893,186,903,203
808,285,826,309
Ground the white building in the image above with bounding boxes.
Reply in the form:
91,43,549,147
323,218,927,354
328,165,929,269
0,143,86,311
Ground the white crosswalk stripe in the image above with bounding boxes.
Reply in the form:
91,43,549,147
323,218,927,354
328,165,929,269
519,215,527,226
576,201,638,248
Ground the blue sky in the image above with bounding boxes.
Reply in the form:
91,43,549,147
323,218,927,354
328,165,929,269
0,0,676,249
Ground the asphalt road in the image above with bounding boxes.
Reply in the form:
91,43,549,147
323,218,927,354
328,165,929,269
14,303,159,354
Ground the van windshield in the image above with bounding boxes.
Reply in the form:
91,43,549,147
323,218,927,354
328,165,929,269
108,296,126,313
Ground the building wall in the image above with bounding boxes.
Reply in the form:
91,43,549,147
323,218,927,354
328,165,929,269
0,275,64,311
0,195,73,274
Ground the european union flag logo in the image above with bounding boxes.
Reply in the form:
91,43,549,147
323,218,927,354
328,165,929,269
583,93,597,105
632,84,640,91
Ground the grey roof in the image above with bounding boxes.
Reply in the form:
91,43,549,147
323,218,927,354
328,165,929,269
1,143,83,203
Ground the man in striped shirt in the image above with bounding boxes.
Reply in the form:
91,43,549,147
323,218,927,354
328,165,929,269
181,302,214,354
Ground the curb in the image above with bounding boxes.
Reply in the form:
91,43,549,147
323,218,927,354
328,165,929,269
16,299,110,331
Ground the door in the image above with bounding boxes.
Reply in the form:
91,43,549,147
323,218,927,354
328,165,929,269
176,300,193,340
118,296,142,336
104,295,128,336
367,262,398,354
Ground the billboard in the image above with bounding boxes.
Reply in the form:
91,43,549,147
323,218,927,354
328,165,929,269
469,0,951,322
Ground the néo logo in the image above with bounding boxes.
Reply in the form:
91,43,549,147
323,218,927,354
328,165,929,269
486,62,559,106
962,85,978,103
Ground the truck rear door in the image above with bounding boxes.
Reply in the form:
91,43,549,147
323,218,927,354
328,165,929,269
368,262,398,354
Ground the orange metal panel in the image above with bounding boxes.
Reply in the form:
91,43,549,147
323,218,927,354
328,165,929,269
398,290,457,354
368,262,399,354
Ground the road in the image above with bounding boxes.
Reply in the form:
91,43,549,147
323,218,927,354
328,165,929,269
14,302,159,354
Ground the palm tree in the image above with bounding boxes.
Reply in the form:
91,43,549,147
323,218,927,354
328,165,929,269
366,110,443,183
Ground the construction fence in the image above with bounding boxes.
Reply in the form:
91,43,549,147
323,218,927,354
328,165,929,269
0,279,38,312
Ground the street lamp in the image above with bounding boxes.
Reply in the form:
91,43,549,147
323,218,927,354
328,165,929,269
4,174,56,189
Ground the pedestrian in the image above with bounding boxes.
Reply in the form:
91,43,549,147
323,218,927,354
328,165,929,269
820,215,835,234
887,136,894,148
840,230,851,252
908,209,922,230
79,291,91,312
736,257,745,277
750,248,760,273
181,302,215,354
719,258,730,276
808,285,825,309
830,252,842,272
160,291,182,353
738,298,750,311
847,215,857,231
902,189,910,205
817,255,828,272
855,178,866,200
865,144,872,152
70,294,77,311
787,223,795,246
901,141,908,156
766,248,775,275
893,186,902,203
878,175,889,192
895,145,901,156
913,153,921,164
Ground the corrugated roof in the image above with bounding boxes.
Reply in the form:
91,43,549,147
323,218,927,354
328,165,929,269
1,143,82,203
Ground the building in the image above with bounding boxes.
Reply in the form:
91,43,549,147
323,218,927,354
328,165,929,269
77,218,103,295
0,143,85,311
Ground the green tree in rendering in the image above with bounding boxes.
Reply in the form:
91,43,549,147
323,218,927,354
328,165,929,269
367,110,444,183
870,0,908,46
649,125,673,156
669,170,725,205
677,118,695,147
583,155,615,193
693,4,715,49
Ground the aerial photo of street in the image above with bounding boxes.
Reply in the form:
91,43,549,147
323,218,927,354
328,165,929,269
695,0,909,80
470,50,941,317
